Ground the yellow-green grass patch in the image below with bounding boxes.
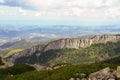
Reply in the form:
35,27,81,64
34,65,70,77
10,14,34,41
3,49,24,58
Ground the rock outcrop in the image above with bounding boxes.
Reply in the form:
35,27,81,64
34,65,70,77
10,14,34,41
89,67,114,80
44,35,120,52
69,66,120,80
5,45,42,64
88,67,120,80
116,66,120,79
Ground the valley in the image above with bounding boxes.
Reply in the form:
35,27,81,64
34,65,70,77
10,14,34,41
0,33,120,80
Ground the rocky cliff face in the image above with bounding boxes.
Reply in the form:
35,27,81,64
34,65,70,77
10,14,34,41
44,35,120,52
5,45,42,64
92,34,120,43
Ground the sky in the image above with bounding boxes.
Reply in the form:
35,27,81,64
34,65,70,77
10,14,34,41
0,0,120,25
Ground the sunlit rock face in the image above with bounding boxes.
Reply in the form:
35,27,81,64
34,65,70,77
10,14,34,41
92,35,120,43
44,35,120,52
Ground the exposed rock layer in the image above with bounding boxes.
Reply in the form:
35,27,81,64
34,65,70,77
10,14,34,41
44,35,120,52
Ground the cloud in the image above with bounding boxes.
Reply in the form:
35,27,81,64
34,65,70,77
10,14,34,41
0,0,76,9
0,0,119,10
0,0,120,21
0,0,66,10
0,0,4,3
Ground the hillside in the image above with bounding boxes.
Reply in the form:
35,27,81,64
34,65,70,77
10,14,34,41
40,41,120,65
103,55,120,64
3,49,24,58
4,34,120,65
1,34,120,80
2,55,120,80
0,64,35,80
5,45,42,64
1,63,120,80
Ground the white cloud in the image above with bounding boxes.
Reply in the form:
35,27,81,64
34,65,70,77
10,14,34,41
0,0,4,3
0,0,120,21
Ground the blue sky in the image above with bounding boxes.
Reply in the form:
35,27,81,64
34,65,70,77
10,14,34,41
0,0,120,25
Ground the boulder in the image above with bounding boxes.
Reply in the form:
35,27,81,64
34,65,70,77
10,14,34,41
76,78,80,80
89,67,111,80
89,67,118,80
69,78,75,80
116,66,120,79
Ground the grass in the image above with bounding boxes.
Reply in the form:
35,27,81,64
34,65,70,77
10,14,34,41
0,64,35,80
3,49,24,58
3,63,120,80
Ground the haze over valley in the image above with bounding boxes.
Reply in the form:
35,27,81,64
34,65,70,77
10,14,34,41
0,25,120,49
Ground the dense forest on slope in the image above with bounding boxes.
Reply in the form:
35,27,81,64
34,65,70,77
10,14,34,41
40,41,120,65
1,55,120,80
103,56,120,64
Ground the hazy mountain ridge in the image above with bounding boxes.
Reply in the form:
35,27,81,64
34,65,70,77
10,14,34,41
0,25,120,44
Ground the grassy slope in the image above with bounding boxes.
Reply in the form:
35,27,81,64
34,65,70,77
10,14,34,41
1,42,47,59
3,63,120,80
3,49,24,58
0,64,35,80
2,40,120,65
5,54,120,80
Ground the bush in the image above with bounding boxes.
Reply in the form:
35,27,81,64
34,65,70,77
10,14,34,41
4,63,120,80
0,57,4,65
0,64,35,80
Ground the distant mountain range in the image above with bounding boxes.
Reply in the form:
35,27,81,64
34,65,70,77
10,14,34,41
0,25,120,45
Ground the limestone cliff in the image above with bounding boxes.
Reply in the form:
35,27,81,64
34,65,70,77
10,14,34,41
44,35,120,52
